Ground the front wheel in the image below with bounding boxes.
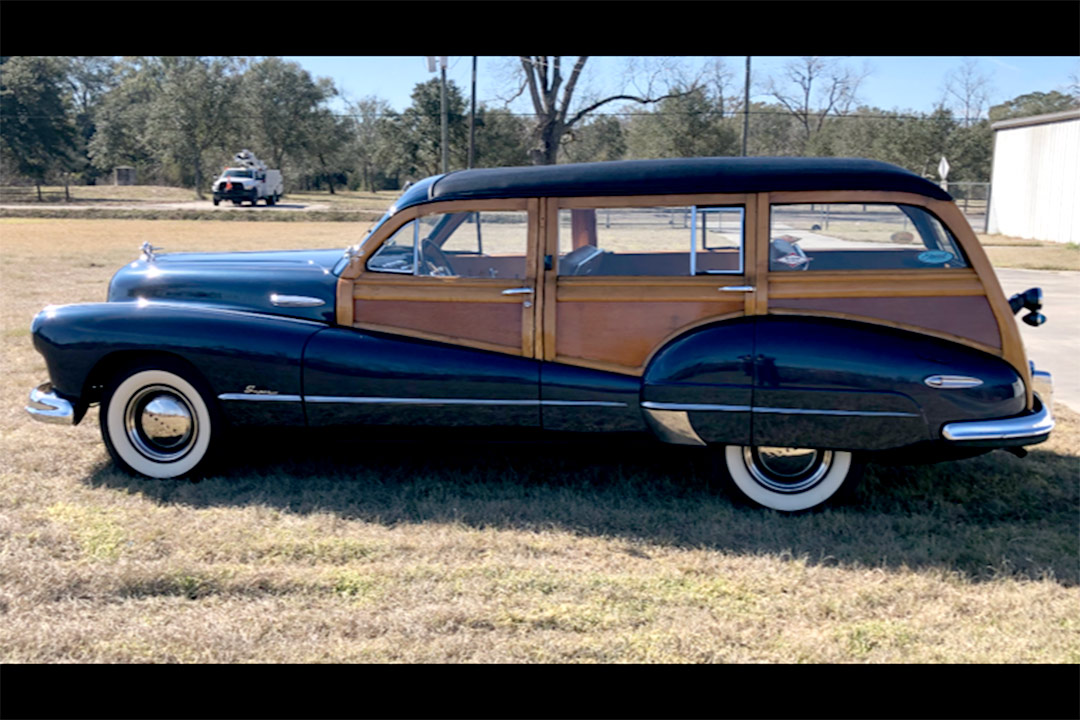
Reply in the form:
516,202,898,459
722,445,861,512
100,363,218,479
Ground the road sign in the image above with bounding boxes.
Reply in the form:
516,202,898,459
938,156,950,181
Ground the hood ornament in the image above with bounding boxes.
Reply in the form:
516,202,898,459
140,242,163,262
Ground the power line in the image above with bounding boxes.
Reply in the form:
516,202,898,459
2,110,994,122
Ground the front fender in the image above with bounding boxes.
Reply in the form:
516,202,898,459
31,302,324,425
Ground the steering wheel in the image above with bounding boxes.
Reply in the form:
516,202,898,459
421,239,456,276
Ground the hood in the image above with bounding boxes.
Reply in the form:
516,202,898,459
107,248,344,323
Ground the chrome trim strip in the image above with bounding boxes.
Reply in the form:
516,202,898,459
26,382,75,425
305,396,536,406
218,394,303,402
641,401,751,412
942,396,1055,441
719,285,755,292
270,294,326,308
754,407,921,418
640,401,916,418
219,394,628,407
642,408,706,446
540,400,628,408
135,301,328,327
690,205,697,276
924,375,984,389
501,287,535,295
302,397,627,407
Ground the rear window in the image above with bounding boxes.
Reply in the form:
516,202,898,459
769,204,968,272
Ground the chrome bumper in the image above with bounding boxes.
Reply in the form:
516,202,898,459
942,368,1054,444
26,382,75,425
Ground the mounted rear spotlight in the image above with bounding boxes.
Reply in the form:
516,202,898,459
1008,287,1046,326
1023,311,1047,327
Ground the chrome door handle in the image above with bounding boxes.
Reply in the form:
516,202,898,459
719,286,755,292
501,288,534,295
270,294,326,307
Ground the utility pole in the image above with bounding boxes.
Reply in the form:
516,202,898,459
440,58,449,174
468,56,477,169
742,56,751,156
426,56,450,174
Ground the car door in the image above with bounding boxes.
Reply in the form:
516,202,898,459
305,199,543,428
540,194,760,439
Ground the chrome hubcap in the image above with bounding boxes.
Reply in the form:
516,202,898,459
125,385,197,462
742,446,832,493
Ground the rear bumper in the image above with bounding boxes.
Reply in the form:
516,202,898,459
942,370,1054,446
26,382,75,425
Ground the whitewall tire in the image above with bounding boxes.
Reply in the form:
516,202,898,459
723,445,859,512
101,366,216,479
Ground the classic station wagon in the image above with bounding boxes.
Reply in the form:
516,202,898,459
26,157,1054,511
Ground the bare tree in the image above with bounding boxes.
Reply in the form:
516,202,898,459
942,58,994,127
706,57,741,119
1067,64,1080,104
765,56,868,149
510,56,692,165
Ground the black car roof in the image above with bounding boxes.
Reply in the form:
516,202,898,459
424,157,951,204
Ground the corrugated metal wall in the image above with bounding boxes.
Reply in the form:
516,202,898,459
988,117,1079,243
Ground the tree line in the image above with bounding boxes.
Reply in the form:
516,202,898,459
2,55,1077,199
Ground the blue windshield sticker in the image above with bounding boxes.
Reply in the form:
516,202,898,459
917,250,954,264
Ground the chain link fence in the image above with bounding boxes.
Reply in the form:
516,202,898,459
946,182,991,233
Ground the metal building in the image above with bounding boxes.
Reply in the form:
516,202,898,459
987,109,1079,244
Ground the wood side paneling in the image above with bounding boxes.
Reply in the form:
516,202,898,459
769,296,1002,349
336,276,354,326
768,269,985,298
753,192,770,314
542,197,559,361
556,300,744,369
354,299,523,352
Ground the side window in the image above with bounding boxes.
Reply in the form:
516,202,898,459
367,210,529,278
769,204,969,272
557,205,744,276
366,220,416,274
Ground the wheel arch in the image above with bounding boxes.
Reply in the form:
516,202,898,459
78,350,214,424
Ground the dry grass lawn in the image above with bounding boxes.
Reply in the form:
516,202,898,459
1,218,1078,662
978,234,1080,271
0,184,397,213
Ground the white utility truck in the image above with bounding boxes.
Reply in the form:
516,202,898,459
211,150,283,207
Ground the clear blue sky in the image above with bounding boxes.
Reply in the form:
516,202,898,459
283,56,1079,118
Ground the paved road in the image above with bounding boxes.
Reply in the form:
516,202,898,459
995,268,1079,412
0,200,332,212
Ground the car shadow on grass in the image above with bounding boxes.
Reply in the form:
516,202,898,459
84,427,1080,586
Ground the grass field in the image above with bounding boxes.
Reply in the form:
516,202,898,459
1,217,1078,662
978,234,1080,271
0,184,397,212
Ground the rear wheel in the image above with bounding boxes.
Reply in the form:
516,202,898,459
100,362,218,479
722,445,861,512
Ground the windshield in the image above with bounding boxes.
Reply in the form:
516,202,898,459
223,169,253,178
